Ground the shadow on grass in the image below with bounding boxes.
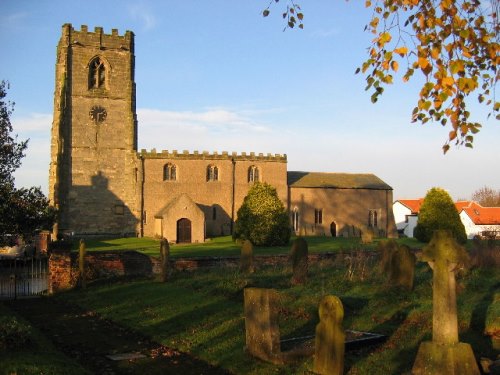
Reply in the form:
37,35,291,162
7,296,231,375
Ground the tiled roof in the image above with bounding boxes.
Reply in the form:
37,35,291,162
460,201,500,225
396,199,424,214
396,199,500,225
287,172,392,190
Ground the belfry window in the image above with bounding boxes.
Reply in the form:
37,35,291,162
248,165,260,183
207,165,219,182
163,163,177,181
88,57,107,89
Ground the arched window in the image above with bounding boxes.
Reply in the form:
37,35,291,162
163,163,177,181
207,165,219,181
248,165,260,183
88,57,107,89
368,209,378,228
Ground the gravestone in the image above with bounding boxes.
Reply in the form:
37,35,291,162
290,238,308,285
412,230,480,375
390,245,416,290
160,238,170,282
244,287,283,364
79,239,86,289
240,240,254,274
313,295,345,375
361,228,373,244
378,239,399,275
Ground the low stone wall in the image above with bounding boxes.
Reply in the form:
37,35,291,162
48,249,379,293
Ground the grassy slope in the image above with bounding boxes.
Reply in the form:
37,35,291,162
0,302,91,375
64,258,499,374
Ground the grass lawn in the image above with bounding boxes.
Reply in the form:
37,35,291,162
0,302,90,375
59,257,499,374
76,235,427,258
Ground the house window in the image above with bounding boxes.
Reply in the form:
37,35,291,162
143,211,147,224
368,209,378,228
163,163,177,181
207,165,219,181
248,165,260,183
292,207,299,232
314,209,323,225
88,57,107,89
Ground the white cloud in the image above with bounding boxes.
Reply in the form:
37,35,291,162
12,113,52,133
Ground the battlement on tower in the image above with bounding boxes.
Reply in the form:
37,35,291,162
60,23,134,52
138,149,287,162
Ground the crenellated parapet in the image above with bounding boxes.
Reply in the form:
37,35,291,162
138,149,287,162
60,23,134,51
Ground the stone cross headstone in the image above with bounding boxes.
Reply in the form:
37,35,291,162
244,287,283,364
313,295,345,375
240,240,254,274
390,245,416,291
160,238,170,282
79,239,86,289
290,237,308,285
412,230,480,375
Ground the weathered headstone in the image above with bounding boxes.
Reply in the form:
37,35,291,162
361,228,373,244
160,238,170,282
313,295,345,375
240,240,254,274
244,287,283,364
390,245,416,290
290,237,308,285
378,239,399,275
79,239,86,289
412,230,480,375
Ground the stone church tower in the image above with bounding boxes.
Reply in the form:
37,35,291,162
49,24,139,236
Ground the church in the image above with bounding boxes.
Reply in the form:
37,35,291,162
49,24,397,242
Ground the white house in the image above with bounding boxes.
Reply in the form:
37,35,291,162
393,199,500,239
458,201,500,239
393,199,423,238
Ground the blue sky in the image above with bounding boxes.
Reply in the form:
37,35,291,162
1,0,498,201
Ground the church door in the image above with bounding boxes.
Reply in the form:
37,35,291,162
330,221,337,237
177,218,192,243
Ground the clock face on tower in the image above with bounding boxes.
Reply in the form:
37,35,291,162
89,105,107,123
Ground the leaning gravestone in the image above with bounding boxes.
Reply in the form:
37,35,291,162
390,244,416,291
290,238,308,285
313,295,345,375
160,238,170,282
240,240,254,274
244,287,283,364
412,230,480,375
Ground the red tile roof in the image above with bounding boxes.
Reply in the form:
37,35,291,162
397,199,500,225
396,199,424,214
460,201,500,225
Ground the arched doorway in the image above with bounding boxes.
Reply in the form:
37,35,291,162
177,218,192,243
330,221,337,237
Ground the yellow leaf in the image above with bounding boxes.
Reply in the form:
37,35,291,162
441,76,454,88
449,130,457,141
394,46,408,57
391,60,399,72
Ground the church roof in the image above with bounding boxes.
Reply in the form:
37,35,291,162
287,172,392,190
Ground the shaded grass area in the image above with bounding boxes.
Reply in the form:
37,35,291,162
62,260,499,374
0,302,90,375
76,235,426,258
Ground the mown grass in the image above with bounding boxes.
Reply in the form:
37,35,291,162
0,302,90,375
62,256,499,374
76,235,427,258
